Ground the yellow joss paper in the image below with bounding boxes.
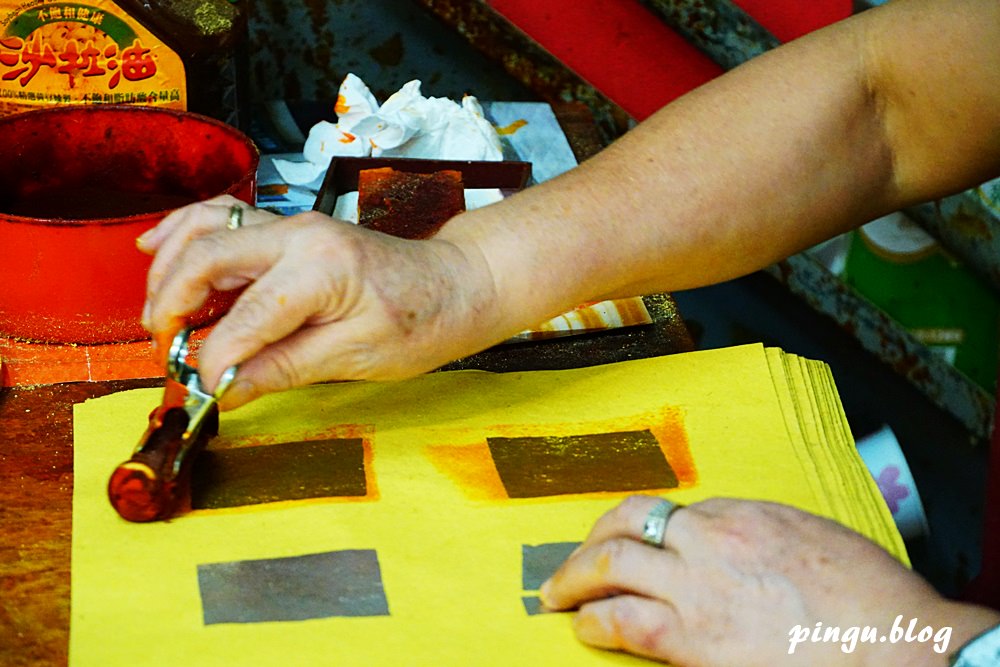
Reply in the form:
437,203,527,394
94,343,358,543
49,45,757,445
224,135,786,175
71,343,904,666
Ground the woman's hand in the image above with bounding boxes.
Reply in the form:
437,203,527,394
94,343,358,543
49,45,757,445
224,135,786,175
138,195,503,409
540,496,1000,666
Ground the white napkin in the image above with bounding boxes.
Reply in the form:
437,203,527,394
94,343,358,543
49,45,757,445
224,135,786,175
273,74,504,186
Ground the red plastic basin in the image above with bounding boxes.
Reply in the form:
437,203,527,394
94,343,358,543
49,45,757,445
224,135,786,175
0,105,258,344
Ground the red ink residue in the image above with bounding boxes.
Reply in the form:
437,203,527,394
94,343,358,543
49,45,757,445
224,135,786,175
357,167,465,240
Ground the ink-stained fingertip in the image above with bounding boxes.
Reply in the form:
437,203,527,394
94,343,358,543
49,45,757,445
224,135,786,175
149,332,166,369
148,317,184,369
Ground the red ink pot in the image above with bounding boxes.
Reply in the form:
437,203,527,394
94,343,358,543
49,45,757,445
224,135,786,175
0,105,258,343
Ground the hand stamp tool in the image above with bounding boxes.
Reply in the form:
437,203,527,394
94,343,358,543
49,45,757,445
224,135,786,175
108,328,236,522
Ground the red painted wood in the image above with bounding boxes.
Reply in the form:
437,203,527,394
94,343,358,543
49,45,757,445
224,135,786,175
487,0,852,119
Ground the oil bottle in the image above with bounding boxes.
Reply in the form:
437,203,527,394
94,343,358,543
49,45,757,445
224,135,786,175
0,0,249,129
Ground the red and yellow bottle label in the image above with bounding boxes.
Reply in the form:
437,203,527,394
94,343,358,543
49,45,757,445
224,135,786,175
0,0,186,116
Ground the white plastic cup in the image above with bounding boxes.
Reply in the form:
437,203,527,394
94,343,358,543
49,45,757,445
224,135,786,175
856,425,930,540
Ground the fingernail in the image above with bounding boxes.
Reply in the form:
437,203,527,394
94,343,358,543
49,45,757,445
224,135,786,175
135,229,155,250
141,301,151,329
539,580,554,607
218,378,253,410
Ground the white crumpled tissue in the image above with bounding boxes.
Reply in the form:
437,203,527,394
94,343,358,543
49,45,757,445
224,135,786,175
272,73,505,188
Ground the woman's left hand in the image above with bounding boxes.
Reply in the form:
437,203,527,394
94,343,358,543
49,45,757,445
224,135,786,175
540,496,996,666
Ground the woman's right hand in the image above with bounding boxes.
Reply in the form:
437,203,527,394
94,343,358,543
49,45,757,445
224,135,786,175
139,196,504,409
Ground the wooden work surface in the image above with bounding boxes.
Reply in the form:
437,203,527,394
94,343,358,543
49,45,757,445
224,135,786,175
0,313,692,667
0,101,694,666
1,378,160,666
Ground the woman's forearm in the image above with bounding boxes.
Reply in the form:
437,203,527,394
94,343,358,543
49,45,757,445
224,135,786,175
437,0,1000,340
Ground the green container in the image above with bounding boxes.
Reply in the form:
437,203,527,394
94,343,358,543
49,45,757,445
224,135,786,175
843,212,1000,392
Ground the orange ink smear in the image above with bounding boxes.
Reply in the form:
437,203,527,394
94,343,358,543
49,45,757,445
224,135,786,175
425,440,508,501
258,183,290,197
646,407,697,487
497,119,528,135
424,406,696,503
334,94,350,115
487,406,696,489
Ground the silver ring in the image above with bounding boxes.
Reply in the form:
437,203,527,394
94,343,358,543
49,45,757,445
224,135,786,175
226,204,244,230
641,499,682,548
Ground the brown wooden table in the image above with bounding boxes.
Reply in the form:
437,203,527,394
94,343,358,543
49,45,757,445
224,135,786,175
1,378,159,666
0,101,693,666
0,308,692,666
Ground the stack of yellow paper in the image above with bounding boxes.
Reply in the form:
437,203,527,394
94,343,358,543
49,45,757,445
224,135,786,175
70,343,904,666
